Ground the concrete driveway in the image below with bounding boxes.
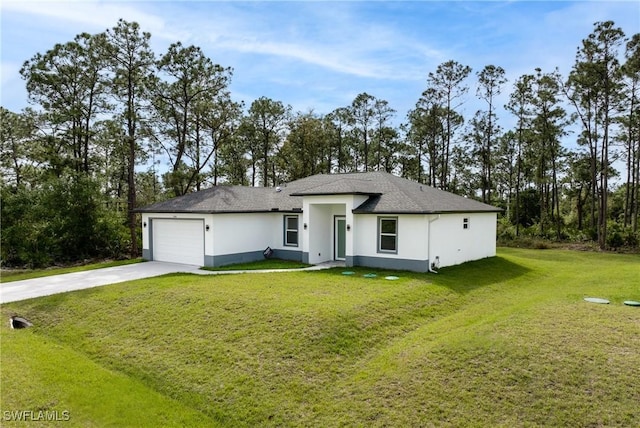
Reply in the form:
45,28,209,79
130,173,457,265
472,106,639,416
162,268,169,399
0,262,202,304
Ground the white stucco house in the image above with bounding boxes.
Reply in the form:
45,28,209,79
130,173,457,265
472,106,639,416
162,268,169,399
137,172,502,272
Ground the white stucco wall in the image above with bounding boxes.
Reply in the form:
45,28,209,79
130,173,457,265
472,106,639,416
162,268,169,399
353,214,429,262
142,205,497,269
211,213,275,256
429,212,497,267
352,212,496,269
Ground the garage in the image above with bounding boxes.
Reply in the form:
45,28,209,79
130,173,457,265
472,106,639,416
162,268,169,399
152,219,205,266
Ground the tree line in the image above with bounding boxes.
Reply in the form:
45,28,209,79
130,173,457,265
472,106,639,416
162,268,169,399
1,19,638,267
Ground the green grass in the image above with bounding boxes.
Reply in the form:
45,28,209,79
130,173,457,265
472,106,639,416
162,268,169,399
0,258,144,283
200,258,312,271
1,248,639,427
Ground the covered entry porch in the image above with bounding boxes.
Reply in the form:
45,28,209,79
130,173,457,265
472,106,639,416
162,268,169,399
300,194,369,265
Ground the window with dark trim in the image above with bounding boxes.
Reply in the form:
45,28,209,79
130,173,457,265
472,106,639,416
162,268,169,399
463,217,470,230
378,217,398,253
284,215,299,246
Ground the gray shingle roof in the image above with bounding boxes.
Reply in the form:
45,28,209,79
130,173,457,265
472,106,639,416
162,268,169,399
136,186,301,213
137,172,502,214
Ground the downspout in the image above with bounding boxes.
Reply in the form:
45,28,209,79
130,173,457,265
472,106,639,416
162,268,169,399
427,214,440,273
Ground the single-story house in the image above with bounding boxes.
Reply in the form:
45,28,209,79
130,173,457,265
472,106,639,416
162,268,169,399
137,171,502,272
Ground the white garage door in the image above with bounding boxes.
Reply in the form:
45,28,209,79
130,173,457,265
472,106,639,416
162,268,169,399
152,219,205,266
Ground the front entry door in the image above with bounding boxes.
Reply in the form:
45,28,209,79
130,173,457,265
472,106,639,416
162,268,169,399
335,216,346,260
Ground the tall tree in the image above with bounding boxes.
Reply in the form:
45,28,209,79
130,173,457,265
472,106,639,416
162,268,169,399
466,110,497,203
20,32,107,175
426,60,472,190
350,93,376,172
205,99,243,187
217,131,250,185
476,65,507,203
372,98,396,171
103,19,156,256
0,108,39,188
565,21,626,248
618,33,640,231
531,68,569,239
565,152,594,232
407,88,446,186
152,42,233,195
494,130,519,218
244,97,290,186
506,74,536,236
278,111,330,181
326,107,355,173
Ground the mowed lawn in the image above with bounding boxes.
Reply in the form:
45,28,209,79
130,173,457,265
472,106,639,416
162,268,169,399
1,248,639,427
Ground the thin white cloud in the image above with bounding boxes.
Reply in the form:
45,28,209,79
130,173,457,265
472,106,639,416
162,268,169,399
217,38,389,79
0,0,182,41
2,0,637,119
158,2,443,81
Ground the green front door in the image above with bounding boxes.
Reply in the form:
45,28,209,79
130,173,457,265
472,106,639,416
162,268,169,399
335,217,346,260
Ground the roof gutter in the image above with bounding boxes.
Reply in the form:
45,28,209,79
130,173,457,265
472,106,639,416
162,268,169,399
133,208,303,214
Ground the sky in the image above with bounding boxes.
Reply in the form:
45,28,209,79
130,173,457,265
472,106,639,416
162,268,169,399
1,0,639,130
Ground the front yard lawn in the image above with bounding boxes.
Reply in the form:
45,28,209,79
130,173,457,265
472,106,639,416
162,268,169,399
1,248,639,426
1,258,144,283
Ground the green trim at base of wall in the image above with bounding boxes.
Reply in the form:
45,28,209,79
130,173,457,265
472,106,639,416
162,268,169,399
348,255,429,273
273,248,303,262
210,251,265,267
204,255,215,267
147,248,304,267
207,249,303,268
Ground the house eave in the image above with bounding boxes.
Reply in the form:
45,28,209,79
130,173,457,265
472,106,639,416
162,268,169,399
290,191,382,197
135,208,303,214
351,209,504,215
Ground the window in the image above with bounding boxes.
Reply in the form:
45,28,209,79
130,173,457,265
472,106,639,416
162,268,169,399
284,215,299,246
463,217,469,230
378,217,398,253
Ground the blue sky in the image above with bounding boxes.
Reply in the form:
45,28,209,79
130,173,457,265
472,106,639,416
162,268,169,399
1,1,639,126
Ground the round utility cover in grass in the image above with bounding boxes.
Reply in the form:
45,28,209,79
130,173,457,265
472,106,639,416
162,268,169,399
385,276,400,280
363,273,377,278
584,297,610,304
342,271,355,275
623,300,640,306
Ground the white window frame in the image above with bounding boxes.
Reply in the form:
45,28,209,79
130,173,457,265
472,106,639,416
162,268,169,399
378,217,398,254
284,215,299,247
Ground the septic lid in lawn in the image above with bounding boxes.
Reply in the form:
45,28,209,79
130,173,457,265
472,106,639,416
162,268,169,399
363,273,377,278
623,300,640,307
342,271,355,275
385,276,399,280
584,297,610,304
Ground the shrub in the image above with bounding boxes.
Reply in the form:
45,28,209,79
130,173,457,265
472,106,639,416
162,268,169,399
607,231,624,249
1,176,130,268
